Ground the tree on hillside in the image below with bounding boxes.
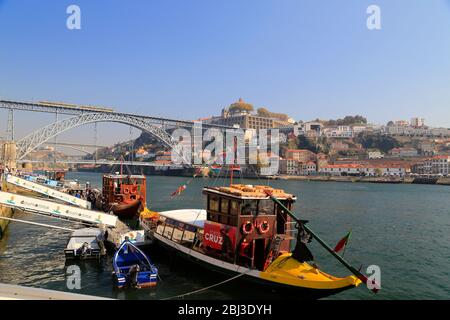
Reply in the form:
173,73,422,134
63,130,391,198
257,107,289,121
229,98,254,113
297,136,319,153
327,115,368,126
355,132,402,153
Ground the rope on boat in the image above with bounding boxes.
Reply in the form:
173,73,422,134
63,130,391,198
0,216,75,232
160,269,251,300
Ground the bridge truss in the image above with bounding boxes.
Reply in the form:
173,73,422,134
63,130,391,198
15,112,191,164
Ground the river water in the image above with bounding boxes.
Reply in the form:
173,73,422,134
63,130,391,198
0,172,449,300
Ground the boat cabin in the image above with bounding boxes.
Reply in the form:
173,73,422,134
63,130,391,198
154,184,297,271
102,174,147,207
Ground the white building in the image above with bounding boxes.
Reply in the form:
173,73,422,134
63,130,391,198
323,126,354,138
320,163,407,176
411,117,425,128
293,121,323,136
417,156,450,176
319,164,362,176
368,151,384,159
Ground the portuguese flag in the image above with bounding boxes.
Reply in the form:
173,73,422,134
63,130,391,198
334,230,352,253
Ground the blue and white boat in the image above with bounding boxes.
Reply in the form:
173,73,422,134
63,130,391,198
112,240,158,289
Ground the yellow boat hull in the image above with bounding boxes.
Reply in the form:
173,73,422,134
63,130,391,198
260,253,362,291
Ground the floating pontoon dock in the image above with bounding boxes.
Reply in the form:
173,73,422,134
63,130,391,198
0,190,117,227
6,174,92,209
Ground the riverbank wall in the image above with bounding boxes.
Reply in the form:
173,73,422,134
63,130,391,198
276,175,450,185
70,165,450,186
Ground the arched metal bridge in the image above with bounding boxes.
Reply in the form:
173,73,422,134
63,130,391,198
15,112,191,164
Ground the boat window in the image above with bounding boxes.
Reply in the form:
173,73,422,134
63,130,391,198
230,200,239,215
209,196,219,212
241,200,258,216
165,218,176,227
220,199,229,214
258,199,275,215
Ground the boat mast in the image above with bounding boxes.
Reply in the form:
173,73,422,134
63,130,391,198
230,136,237,186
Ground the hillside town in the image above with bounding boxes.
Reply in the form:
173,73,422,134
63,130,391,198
27,98,450,180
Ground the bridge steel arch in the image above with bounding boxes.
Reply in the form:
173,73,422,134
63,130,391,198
16,112,190,165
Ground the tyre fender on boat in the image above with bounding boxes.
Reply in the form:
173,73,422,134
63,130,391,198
258,220,270,234
241,220,253,235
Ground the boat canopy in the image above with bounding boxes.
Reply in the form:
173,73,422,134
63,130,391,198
158,209,207,228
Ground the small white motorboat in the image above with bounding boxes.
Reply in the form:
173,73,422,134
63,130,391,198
64,228,105,260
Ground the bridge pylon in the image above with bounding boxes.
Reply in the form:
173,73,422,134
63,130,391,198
0,141,17,172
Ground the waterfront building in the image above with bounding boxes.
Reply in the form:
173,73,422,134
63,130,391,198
319,164,363,176
320,163,407,177
412,155,450,176
298,161,317,175
279,158,317,176
285,149,316,163
431,156,450,175
279,158,299,175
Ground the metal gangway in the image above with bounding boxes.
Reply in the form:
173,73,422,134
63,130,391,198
6,174,92,209
0,190,117,227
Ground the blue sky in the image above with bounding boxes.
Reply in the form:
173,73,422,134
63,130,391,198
1,0,450,145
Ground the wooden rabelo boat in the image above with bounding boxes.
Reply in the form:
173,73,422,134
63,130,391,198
100,174,146,219
148,184,370,298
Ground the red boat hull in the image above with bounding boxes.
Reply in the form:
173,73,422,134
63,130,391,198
111,199,142,219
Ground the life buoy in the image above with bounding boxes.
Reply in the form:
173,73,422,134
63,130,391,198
123,188,130,194
241,221,253,235
258,220,270,234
